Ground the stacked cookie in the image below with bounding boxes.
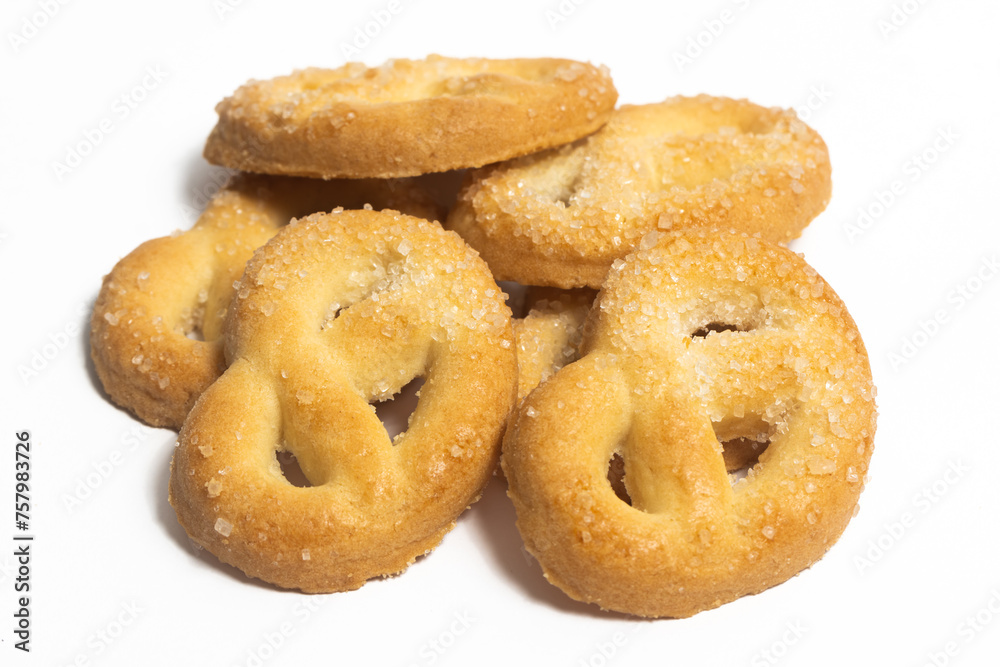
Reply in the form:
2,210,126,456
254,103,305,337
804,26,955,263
91,55,875,617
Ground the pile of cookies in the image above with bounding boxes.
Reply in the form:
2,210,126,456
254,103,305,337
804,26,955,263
90,55,876,618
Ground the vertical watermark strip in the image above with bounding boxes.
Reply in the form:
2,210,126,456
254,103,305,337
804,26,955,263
12,430,33,652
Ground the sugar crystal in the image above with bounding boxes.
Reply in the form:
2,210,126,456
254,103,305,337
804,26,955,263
214,518,233,537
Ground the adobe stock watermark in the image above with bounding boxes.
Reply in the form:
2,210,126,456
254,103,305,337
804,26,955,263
877,0,932,40
843,126,958,243
575,627,644,667
338,0,414,60
0,553,16,585
672,0,756,73
214,0,249,21
854,459,969,575
16,301,89,385
61,423,163,513
60,600,144,666
888,254,998,371
793,85,833,124
917,588,1000,667
232,597,329,667
7,0,72,53
51,64,169,182
180,167,235,223
405,610,475,667
545,0,590,31
750,620,808,667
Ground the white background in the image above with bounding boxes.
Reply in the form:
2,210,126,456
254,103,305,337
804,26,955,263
2,0,999,665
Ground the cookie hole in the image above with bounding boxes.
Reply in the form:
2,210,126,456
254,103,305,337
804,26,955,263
178,303,207,341
497,280,527,317
555,171,585,207
722,437,770,483
691,322,745,338
320,303,346,329
713,416,772,484
319,259,397,330
374,376,425,442
685,299,769,338
607,452,632,506
276,450,312,488
556,191,573,207
530,142,587,208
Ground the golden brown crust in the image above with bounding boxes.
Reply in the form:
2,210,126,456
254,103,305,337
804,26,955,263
502,229,876,617
510,285,773,475
512,287,596,403
448,95,832,288
169,210,518,592
90,174,442,430
204,55,617,179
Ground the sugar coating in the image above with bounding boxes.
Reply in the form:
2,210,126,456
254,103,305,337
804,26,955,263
512,287,596,402
449,96,832,288
229,210,513,368
90,173,441,430
502,228,877,618
205,55,618,179
168,208,518,594
205,479,222,497
214,518,232,537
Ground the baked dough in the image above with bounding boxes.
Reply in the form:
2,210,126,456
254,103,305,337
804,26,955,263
204,55,617,179
170,209,517,592
91,174,441,429
448,95,831,288
503,229,876,617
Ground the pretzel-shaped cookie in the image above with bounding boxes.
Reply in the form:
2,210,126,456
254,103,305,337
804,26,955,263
169,209,517,592
204,55,617,179
91,174,440,429
511,286,769,478
503,229,876,617
448,95,831,288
